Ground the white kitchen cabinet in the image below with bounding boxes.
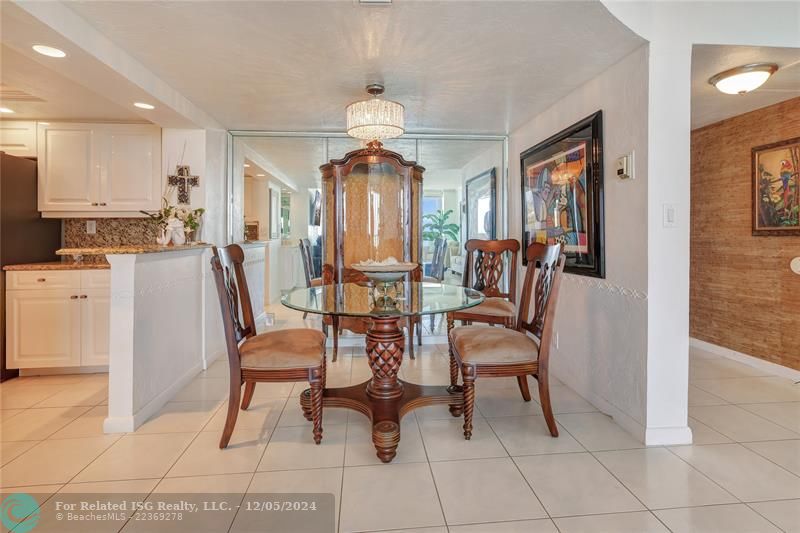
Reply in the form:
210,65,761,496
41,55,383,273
5,270,110,369
80,288,110,366
37,122,161,215
6,289,82,369
37,125,97,210
0,120,37,158
101,125,161,210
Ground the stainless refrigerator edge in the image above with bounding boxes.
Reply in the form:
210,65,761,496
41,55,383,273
0,152,62,381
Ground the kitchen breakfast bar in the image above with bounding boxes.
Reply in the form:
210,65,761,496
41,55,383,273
57,244,213,433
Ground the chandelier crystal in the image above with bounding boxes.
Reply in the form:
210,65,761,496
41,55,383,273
346,84,404,141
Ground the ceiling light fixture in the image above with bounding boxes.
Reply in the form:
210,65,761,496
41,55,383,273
708,63,778,95
32,45,66,58
39,122,50,125
243,164,250,168
346,84,404,141
133,102,155,110
0,107,15,114
256,173,265,177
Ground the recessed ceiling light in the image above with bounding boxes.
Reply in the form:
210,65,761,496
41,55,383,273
32,45,66,58
243,164,250,168
133,102,155,110
256,173,265,177
0,107,15,114
39,122,50,125
708,63,778,95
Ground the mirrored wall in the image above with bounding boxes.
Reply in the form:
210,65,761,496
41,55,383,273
229,133,507,299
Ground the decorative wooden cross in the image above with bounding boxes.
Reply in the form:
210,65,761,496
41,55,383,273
168,165,199,205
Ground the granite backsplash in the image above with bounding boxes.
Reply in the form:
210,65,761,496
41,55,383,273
63,218,157,248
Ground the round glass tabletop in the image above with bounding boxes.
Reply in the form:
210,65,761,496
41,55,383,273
281,282,485,318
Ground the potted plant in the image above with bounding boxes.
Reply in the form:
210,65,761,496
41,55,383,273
177,207,206,243
422,209,460,243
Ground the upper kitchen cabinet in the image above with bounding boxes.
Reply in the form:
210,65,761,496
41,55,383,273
37,122,161,216
0,121,38,158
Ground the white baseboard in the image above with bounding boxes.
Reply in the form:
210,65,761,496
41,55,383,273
690,337,800,382
103,362,202,434
645,425,693,446
20,365,108,376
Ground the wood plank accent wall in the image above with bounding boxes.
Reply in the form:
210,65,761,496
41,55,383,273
691,97,800,370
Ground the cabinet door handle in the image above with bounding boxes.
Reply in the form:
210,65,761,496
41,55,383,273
37,278,46,282
79,294,88,299
99,202,107,206
91,202,99,206
70,295,79,299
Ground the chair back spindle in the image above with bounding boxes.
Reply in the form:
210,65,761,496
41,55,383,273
462,239,520,302
515,243,565,345
211,244,256,347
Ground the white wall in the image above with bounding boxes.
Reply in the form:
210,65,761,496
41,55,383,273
508,45,650,438
600,0,800,445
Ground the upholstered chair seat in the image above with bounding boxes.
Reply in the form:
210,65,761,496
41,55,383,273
240,329,326,369
450,326,539,365
463,297,516,319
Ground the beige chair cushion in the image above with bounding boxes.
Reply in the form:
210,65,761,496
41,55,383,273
240,328,325,369
459,297,516,318
450,326,539,365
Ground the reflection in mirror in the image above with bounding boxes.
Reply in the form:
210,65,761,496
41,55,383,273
231,134,505,307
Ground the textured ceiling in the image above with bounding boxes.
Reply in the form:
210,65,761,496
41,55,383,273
692,44,800,129
0,44,143,121
65,0,644,134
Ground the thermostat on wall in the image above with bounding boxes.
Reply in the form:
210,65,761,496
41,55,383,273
616,152,634,180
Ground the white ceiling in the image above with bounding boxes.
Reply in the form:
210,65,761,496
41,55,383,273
0,44,142,122
64,0,645,134
691,44,800,129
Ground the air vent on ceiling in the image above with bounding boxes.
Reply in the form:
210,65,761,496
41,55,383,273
0,84,44,102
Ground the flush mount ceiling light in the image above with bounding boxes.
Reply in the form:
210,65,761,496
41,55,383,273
346,84,404,141
133,102,155,110
243,163,250,168
0,107,14,114
708,63,778,95
32,45,66,58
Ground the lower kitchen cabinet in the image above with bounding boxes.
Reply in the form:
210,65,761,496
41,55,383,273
5,270,110,369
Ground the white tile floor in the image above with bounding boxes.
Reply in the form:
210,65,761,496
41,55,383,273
1,305,799,532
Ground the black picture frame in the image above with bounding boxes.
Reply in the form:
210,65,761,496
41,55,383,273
520,111,604,277
465,168,496,241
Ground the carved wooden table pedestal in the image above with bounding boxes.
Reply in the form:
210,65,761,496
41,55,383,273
300,316,463,463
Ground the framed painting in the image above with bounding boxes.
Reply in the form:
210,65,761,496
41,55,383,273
520,111,604,276
752,137,800,235
465,168,496,241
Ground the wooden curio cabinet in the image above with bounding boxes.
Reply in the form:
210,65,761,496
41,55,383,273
320,141,425,282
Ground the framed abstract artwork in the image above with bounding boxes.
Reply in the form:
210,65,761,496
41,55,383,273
520,111,604,277
465,168,496,241
752,137,800,235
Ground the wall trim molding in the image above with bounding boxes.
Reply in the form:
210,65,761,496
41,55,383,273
690,337,800,382
562,274,648,300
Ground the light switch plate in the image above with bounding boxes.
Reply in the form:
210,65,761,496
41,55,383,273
86,220,97,235
662,204,677,228
616,152,633,180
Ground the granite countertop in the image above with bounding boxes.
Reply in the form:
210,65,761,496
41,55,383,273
56,243,213,256
237,240,269,248
3,260,110,271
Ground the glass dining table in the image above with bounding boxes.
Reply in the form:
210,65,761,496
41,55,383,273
282,281,484,462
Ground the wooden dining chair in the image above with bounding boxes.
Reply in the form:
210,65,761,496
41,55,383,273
299,238,322,319
211,244,327,449
446,239,520,339
422,237,448,332
449,243,565,439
